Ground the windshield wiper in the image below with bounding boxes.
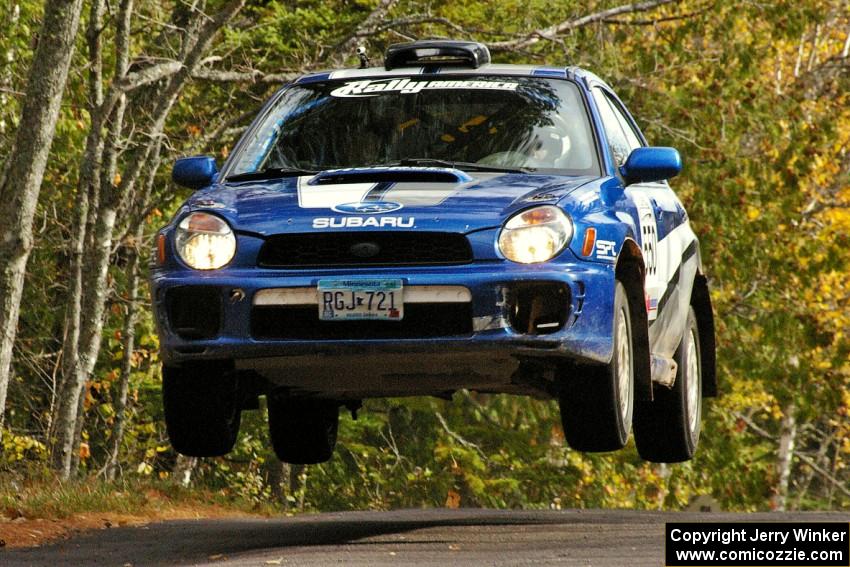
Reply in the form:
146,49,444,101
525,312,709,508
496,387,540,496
386,158,533,174
226,167,320,182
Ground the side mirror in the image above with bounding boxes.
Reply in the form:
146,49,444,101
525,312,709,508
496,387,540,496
173,156,218,190
620,147,681,186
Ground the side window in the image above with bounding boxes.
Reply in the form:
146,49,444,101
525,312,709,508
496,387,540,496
591,88,632,166
603,92,643,152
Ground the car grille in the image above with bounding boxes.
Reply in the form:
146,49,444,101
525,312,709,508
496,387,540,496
257,232,472,268
251,303,473,340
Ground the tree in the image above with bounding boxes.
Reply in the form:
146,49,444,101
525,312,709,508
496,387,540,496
0,0,847,513
50,0,247,479
0,0,85,427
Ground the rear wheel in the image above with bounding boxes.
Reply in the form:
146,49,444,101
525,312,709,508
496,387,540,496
268,395,339,464
162,363,241,457
634,307,702,462
559,281,634,452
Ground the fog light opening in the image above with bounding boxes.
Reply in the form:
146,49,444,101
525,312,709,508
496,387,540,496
507,283,570,335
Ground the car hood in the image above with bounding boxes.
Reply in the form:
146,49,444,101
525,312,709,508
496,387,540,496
185,169,596,236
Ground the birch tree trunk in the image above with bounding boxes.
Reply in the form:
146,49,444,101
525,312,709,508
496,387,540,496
105,146,162,481
57,0,106,429
104,243,142,481
52,0,246,479
0,3,20,136
0,0,84,426
173,454,197,487
51,0,111,472
772,402,798,511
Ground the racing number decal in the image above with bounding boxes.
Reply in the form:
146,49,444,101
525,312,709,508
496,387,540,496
633,192,658,278
643,224,658,277
633,191,661,320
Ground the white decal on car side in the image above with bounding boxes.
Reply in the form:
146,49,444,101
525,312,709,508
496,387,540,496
632,191,661,321
636,214,698,360
648,222,699,360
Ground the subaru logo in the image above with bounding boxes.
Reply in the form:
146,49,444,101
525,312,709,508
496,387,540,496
350,242,381,258
332,201,403,214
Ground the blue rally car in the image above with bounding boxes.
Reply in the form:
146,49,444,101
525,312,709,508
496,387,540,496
152,40,716,465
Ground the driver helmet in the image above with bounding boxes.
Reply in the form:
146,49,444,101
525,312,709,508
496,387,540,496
530,126,570,165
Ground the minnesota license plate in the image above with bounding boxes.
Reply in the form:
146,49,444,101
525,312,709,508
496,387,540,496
318,279,403,321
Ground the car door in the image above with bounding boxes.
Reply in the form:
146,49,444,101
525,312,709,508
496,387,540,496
591,86,696,358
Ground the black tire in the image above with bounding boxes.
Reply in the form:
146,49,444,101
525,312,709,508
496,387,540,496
268,396,339,464
162,363,241,457
559,281,635,452
634,306,702,462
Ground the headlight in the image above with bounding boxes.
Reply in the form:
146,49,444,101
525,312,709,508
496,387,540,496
498,205,573,264
175,212,236,270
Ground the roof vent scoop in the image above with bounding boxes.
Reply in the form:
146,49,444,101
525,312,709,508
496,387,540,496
384,40,491,70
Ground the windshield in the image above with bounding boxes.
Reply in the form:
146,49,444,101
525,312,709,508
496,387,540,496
228,76,599,177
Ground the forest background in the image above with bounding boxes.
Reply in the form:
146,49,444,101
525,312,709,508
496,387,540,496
0,0,848,515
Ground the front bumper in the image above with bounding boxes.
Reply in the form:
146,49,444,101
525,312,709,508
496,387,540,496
150,253,616,394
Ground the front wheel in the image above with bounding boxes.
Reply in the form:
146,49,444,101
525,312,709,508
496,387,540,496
634,306,702,462
162,363,241,457
559,281,634,452
267,395,339,464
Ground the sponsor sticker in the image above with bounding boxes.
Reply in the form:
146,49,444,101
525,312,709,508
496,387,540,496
645,292,658,315
595,239,617,260
330,78,520,98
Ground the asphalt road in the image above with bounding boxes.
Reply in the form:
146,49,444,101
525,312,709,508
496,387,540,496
2,509,847,567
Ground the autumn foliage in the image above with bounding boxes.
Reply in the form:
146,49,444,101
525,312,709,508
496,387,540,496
0,0,848,512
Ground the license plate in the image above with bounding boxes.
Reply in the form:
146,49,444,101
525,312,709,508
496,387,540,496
318,279,403,321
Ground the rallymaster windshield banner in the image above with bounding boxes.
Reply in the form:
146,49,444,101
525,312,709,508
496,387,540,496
330,78,520,97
